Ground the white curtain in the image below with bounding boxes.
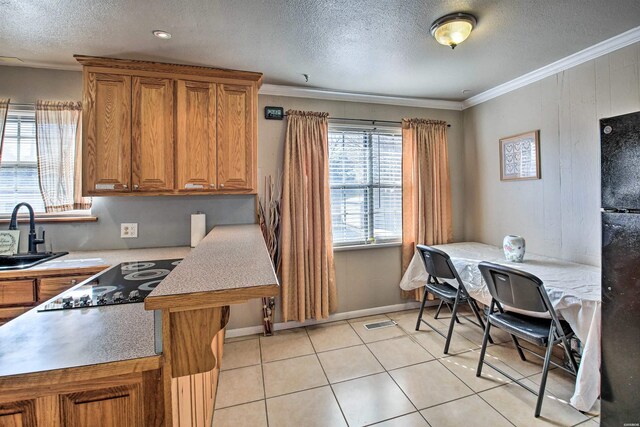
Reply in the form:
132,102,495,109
35,100,91,212
0,99,9,162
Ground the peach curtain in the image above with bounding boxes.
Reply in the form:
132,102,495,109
401,119,452,299
0,99,9,163
35,101,91,212
280,110,337,322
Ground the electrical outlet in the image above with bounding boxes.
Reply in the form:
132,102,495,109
120,223,138,238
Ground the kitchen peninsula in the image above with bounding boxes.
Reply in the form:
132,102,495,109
0,224,278,426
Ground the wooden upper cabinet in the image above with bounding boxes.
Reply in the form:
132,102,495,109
132,77,175,192
217,84,255,192
176,80,216,192
76,55,262,196
84,73,131,194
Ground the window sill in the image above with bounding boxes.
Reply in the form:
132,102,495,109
333,242,402,252
0,215,98,224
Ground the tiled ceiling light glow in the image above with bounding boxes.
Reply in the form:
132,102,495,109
152,30,172,40
430,12,477,49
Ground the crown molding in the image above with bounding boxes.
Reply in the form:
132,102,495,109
463,26,640,109
0,62,81,72
260,83,464,111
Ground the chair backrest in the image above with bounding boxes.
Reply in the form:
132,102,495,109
478,261,549,313
416,245,456,280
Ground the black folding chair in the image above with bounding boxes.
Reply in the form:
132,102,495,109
414,245,492,354
476,261,579,418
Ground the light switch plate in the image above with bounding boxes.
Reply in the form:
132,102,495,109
120,223,138,238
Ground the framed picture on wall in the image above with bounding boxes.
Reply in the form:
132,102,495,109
500,130,541,181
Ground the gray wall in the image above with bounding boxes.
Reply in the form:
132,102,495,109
463,42,640,267
233,94,464,329
0,65,464,329
0,66,257,253
14,196,256,253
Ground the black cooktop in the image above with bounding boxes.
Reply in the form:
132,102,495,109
38,258,182,312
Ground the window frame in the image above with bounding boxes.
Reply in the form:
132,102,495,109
0,104,94,221
328,124,403,248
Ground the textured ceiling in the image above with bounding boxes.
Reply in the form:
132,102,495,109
2,0,640,101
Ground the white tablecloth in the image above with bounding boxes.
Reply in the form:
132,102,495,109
399,242,600,413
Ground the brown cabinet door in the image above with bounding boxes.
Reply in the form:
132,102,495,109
60,384,143,427
38,275,92,302
0,280,36,307
216,84,255,192
84,73,132,194
0,400,37,427
132,77,175,192
175,80,217,192
0,306,30,325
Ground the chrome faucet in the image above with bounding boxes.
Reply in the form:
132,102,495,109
8,203,45,254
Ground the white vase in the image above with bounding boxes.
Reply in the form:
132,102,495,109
503,235,526,262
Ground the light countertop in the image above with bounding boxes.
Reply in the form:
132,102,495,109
145,224,279,310
0,246,192,279
0,246,191,377
0,225,279,379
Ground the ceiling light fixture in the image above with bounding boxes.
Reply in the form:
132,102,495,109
152,30,172,40
430,12,477,49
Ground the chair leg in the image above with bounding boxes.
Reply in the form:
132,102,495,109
468,300,494,345
443,302,462,323
476,321,492,377
535,326,556,417
510,335,527,361
560,334,579,374
415,286,430,331
443,293,462,354
433,299,444,319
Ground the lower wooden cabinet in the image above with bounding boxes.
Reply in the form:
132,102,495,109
0,399,36,427
38,275,92,303
0,306,30,325
0,267,105,325
0,364,163,427
61,383,143,427
0,279,36,307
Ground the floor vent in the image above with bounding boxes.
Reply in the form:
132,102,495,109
363,320,397,330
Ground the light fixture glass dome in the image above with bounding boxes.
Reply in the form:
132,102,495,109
430,13,477,49
152,30,172,40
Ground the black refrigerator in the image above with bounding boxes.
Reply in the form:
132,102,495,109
601,110,640,427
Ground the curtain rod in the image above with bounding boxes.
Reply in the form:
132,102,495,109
8,102,36,110
283,114,451,128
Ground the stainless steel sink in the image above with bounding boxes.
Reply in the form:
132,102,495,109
0,252,68,271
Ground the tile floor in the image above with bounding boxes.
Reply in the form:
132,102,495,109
212,307,600,427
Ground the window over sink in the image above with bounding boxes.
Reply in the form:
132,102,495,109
0,107,45,214
0,104,91,218
328,126,403,247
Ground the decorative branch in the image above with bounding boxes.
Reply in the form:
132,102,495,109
258,173,282,335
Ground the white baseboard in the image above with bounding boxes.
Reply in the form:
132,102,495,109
225,301,437,338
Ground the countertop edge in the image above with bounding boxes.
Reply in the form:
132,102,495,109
144,224,280,310
144,282,279,310
0,355,161,391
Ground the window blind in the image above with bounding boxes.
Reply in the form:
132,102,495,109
328,127,402,246
0,109,46,214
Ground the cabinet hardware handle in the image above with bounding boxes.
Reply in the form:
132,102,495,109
71,280,77,285
123,184,128,189
220,184,224,188
134,184,139,190
210,183,216,188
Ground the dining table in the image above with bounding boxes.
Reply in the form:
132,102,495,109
399,242,600,413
